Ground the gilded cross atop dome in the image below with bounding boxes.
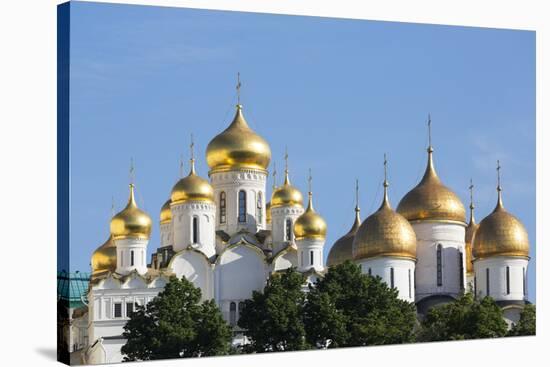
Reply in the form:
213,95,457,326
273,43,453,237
236,72,242,106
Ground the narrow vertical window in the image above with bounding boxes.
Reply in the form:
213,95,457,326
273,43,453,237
485,268,491,296
474,276,477,298
192,216,199,243
238,190,247,223
390,267,395,288
506,266,510,295
130,250,134,267
523,267,526,296
368,268,372,276
114,303,122,318
126,302,134,317
229,302,236,326
408,269,412,298
458,251,464,290
238,302,245,321
257,192,263,223
220,192,226,224
436,244,443,286
285,218,292,241
310,250,314,266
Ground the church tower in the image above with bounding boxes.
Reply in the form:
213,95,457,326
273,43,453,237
353,155,417,302
206,75,271,236
110,183,152,275
397,117,466,306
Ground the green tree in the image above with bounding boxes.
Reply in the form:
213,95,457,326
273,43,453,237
238,268,309,352
121,276,231,361
418,293,508,341
508,304,536,336
304,261,417,348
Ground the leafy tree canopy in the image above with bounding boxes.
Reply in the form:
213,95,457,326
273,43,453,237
418,293,508,341
238,268,308,352
508,304,536,336
121,276,232,361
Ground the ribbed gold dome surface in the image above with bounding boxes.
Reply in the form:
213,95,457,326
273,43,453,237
110,184,152,240
206,105,271,172
327,207,360,267
354,184,417,260
91,235,117,274
271,171,303,208
397,148,466,224
473,192,529,259
294,192,327,240
171,161,214,204
160,199,172,224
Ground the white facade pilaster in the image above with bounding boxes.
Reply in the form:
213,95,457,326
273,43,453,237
171,201,216,258
159,222,173,248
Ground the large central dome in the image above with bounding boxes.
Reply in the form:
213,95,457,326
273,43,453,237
397,148,466,224
206,105,271,172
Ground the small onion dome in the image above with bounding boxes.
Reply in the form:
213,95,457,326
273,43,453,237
473,188,529,259
266,201,272,224
91,235,116,274
110,184,153,240
206,104,271,172
327,207,361,267
397,147,466,224
464,203,479,275
294,192,327,240
160,199,172,224
354,181,416,260
171,160,214,205
271,170,303,208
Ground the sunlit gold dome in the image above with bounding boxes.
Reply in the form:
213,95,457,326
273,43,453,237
160,199,172,224
266,201,272,224
327,207,360,267
294,192,327,240
171,160,214,204
465,191,479,275
397,147,466,224
110,184,152,240
271,170,304,208
206,105,271,172
354,178,417,260
473,184,529,259
91,235,116,274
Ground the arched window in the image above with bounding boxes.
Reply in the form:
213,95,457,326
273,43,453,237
130,250,134,267
390,267,395,288
458,251,464,290
229,302,236,326
506,266,510,295
238,190,247,223
285,218,292,241
485,268,491,296
192,216,199,244
310,250,314,266
257,192,263,223
219,192,226,224
436,244,443,286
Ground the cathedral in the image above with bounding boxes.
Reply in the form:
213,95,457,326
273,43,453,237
84,95,531,364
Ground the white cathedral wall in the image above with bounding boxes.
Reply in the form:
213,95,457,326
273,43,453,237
473,257,528,302
171,201,216,257
210,169,267,235
356,257,416,302
169,250,214,300
214,245,268,322
296,238,325,272
271,205,304,255
115,238,148,275
411,221,466,301
272,249,298,272
159,222,173,248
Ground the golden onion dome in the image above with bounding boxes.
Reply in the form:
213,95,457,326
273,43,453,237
473,185,529,259
397,147,466,224
294,192,327,240
91,235,117,274
171,159,214,204
110,184,152,240
464,188,479,274
327,207,361,267
271,170,304,208
206,105,271,172
160,199,172,224
354,179,417,260
266,201,272,224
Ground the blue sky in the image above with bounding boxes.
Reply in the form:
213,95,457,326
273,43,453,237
65,2,536,301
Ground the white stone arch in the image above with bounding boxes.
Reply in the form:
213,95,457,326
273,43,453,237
97,275,122,290
272,247,298,272
167,249,213,300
